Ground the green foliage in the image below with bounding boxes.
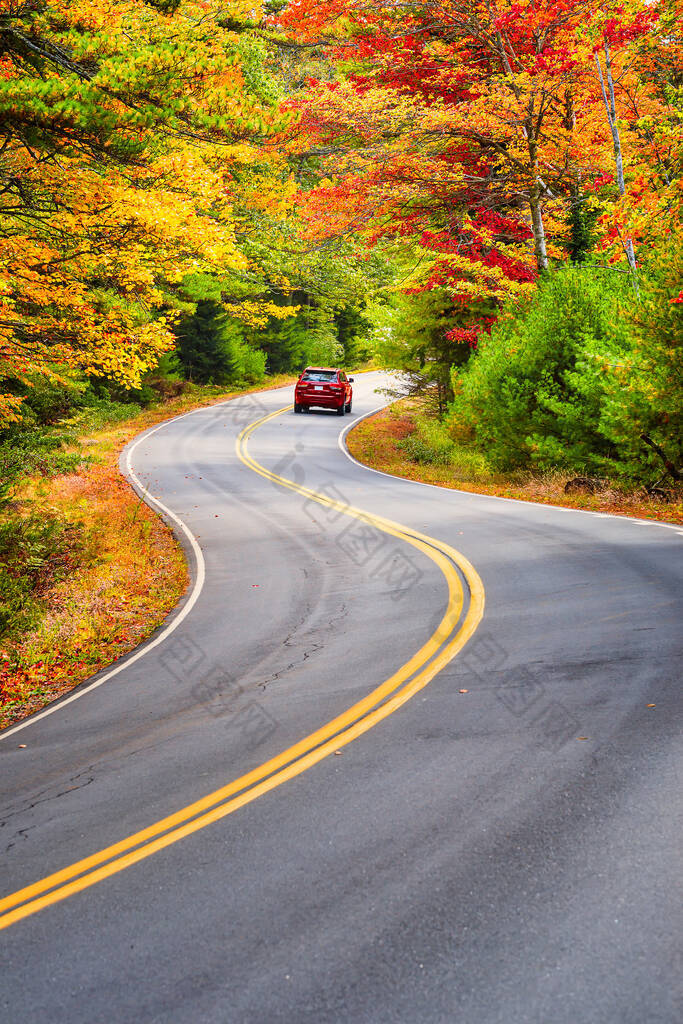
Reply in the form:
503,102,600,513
449,266,635,474
448,246,683,487
226,331,268,384
238,35,283,103
174,299,268,386
240,241,389,374
75,397,145,430
136,351,186,403
175,300,228,383
567,195,599,263
0,513,87,640
398,413,491,481
0,391,145,509
335,305,374,366
599,240,683,481
175,253,375,378
15,373,88,426
374,287,474,414
0,432,89,508
176,272,227,305
399,433,452,466
254,295,340,373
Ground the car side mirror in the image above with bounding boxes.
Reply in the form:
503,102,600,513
349,377,354,382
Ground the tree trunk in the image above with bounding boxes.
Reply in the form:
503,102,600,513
529,183,548,273
595,40,638,290
525,122,549,273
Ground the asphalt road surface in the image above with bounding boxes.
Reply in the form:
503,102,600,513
1,373,681,1024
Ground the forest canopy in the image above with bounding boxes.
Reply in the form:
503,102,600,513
1,0,681,483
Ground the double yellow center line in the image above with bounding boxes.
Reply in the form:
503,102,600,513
0,405,484,932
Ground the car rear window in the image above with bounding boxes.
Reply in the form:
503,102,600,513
301,370,337,382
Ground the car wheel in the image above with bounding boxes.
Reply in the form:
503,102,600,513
294,403,302,414
337,403,345,416
345,400,352,413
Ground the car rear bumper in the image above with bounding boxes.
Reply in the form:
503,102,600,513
296,394,344,409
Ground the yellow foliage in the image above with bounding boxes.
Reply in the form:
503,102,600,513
0,0,296,424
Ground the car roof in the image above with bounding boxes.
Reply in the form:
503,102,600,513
303,366,339,373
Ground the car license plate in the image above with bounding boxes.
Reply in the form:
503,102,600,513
314,385,323,391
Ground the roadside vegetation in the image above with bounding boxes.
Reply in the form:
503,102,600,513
447,250,682,494
348,402,683,525
355,244,682,514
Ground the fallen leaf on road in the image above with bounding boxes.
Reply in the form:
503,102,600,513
459,688,468,693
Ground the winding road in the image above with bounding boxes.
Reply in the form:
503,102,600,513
1,372,681,1023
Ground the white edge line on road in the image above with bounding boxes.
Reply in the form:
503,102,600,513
0,376,363,744
0,404,219,743
339,399,683,538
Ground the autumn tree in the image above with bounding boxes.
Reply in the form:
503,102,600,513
277,3,602,287
584,1,683,282
277,1,681,330
0,0,297,425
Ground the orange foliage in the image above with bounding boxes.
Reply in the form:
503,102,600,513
277,0,682,311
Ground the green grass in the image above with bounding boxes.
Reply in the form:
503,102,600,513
398,414,492,482
0,511,91,641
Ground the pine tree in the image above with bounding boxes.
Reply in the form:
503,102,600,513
175,301,235,384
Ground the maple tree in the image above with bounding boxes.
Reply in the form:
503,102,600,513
277,4,588,314
276,1,681,330
269,0,683,481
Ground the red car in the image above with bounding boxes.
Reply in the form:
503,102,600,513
294,367,354,415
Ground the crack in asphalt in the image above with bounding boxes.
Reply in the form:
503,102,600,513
1,768,96,851
259,601,350,692
4,824,39,854
259,641,327,691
